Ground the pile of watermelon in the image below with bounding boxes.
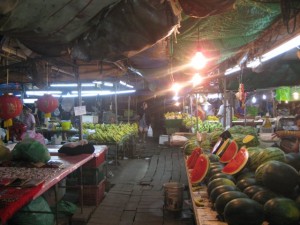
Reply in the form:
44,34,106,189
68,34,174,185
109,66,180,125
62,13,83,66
186,138,300,225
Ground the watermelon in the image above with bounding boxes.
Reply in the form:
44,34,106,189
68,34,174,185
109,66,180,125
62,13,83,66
235,170,255,182
215,191,249,216
264,197,300,225
224,198,264,225
219,140,238,163
222,147,249,175
207,178,235,196
208,173,236,184
252,190,279,205
190,154,210,184
236,177,257,191
255,160,299,196
210,185,239,203
186,147,202,169
243,185,266,198
248,147,285,171
285,152,300,171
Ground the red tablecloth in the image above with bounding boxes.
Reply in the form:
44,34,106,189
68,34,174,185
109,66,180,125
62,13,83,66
0,183,43,224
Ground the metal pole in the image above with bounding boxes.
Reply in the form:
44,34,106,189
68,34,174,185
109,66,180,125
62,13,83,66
223,79,227,128
128,95,131,123
115,84,118,123
74,65,83,140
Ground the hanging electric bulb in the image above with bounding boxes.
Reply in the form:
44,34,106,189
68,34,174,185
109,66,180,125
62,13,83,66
171,83,181,92
252,96,257,103
262,94,266,100
191,51,207,70
173,95,179,101
190,25,207,70
174,102,180,107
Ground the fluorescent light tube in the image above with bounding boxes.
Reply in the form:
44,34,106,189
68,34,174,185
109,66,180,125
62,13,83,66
261,35,300,62
23,98,38,103
104,82,113,87
225,65,241,75
26,90,62,96
50,83,95,87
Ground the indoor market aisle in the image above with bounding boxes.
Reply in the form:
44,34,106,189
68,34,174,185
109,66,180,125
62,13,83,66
86,139,194,225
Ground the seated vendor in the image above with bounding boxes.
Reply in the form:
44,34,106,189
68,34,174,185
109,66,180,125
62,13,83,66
272,115,300,153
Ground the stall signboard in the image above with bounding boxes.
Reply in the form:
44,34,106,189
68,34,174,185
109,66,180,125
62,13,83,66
275,86,291,101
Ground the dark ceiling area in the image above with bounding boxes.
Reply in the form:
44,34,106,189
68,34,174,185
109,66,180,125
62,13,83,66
0,0,299,94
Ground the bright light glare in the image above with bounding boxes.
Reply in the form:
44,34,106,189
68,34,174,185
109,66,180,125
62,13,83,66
252,96,257,103
172,83,181,92
104,82,113,87
191,51,207,70
191,73,202,86
204,104,208,110
262,94,267,100
293,92,299,100
174,102,180,107
173,95,179,101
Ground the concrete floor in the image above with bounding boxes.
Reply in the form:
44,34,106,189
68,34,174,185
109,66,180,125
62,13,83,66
76,138,195,225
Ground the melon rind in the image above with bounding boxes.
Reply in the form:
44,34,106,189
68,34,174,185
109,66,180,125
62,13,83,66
190,154,210,184
222,148,249,175
216,139,230,156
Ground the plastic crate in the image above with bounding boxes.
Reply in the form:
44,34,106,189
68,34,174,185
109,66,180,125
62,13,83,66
83,148,107,168
81,179,106,206
81,162,106,185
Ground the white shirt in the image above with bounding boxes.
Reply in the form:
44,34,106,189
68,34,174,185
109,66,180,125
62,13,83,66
217,104,233,129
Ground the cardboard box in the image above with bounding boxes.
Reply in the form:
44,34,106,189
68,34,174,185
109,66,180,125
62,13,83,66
159,135,169,145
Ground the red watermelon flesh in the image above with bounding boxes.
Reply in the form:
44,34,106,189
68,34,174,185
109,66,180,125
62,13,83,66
187,147,202,169
190,154,210,184
220,140,238,163
222,147,249,175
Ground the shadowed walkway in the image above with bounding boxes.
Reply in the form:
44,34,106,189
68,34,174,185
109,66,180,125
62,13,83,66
86,139,194,225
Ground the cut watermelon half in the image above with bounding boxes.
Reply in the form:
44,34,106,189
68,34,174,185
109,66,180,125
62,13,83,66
220,140,238,163
187,147,202,169
190,154,210,184
222,147,249,175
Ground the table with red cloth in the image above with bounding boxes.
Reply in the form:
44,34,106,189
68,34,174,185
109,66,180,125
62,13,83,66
0,145,108,224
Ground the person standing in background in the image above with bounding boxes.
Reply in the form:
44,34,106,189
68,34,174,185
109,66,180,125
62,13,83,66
195,103,206,121
217,99,234,129
20,106,36,131
138,102,150,143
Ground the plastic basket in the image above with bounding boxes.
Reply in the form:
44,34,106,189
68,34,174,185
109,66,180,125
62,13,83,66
81,179,106,206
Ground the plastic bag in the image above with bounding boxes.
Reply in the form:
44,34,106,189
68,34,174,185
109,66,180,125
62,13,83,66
8,196,54,225
21,130,46,145
147,125,153,137
11,138,51,163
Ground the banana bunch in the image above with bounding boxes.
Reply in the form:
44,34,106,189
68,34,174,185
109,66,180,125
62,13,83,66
194,197,204,207
206,115,219,121
84,123,138,144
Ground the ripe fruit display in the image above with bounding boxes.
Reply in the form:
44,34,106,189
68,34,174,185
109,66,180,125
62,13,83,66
255,160,299,196
222,147,249,175
243,185,266,198
207,178,235,196
252,190,279,205
210,185,239,203
215,191,248,217
224,198,264,225
186,147,202,169
264,197,300,225
219,140,238,163
236,177,257,191
190,154,210,184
